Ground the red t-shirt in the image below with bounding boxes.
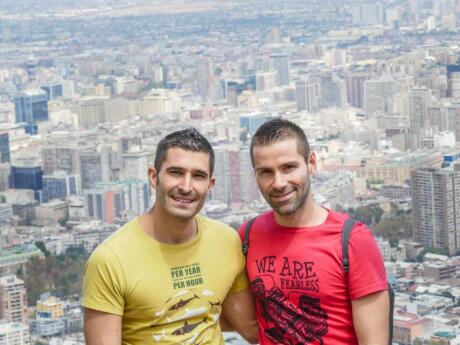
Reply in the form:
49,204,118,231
239,210,387,345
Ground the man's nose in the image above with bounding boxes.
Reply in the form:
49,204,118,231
178,174,193,193
272,172,287,190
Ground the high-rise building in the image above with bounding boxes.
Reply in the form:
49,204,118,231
40,82,63,101
408,86,432,135
270,53,289,86
14,90,48,134
239,113,269,136
407,0,421,25
75,98,106,129
239,145,260,203
256,71,278,91
117,179,151,218
42,143,81,175
0,273,28,324
317,72,347,109
295,77,320,112
79,147,112,190
84,180,150,223
10,165,43,202
122,150,149,182
363,76,397,117
0,321,30,345
346,71,371,109
197,58,212,100
0,132,10,163
141,89,181,116
84,185,124,224
42,171,80,203
211,145,241,205
411,165,460,255
352,2,384,26
433,0,455,17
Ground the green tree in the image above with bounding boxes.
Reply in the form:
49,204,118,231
19,245,90,305
35,241,50,257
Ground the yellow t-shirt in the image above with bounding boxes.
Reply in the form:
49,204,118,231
82,214,248,345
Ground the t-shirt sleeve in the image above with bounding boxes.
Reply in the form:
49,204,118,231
229,229,250,294
347,223,388,300
82,244,126,315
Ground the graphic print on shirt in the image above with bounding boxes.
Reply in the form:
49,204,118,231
150,263,221,344
151,288,221,344
251,256,328,345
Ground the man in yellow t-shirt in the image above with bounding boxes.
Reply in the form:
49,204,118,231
82,128,258,345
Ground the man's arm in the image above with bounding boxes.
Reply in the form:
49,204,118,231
221,288,258,344
84,307,122,345
352,290,389,345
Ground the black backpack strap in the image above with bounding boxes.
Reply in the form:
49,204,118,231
242,217,257,256
342,217,394,345
341,218,357,273
388,282,395,344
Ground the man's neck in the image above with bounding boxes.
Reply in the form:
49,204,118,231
275,199,329,228
139,207,198,244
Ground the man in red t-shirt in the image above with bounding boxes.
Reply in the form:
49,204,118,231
239,118,389,344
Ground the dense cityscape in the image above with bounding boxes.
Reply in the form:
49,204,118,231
1,0,460,343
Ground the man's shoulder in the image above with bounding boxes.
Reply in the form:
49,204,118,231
93,218,140,254
198,214,239,239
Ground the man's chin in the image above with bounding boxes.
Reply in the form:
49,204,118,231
270,203,297,216
167,207,199,220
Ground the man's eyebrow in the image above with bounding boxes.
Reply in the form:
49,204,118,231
165,166,209,177
192,169,209,177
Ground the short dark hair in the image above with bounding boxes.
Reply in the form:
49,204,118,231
154,128,215,176
250,118,310,165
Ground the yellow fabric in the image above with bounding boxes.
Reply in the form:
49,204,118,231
83,214,248,345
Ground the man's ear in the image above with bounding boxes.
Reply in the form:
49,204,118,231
148,167,159,190
208,176,216,191
308,152,318,174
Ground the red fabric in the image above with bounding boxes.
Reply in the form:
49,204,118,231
239,210,388,345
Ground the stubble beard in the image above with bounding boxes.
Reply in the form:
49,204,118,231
268,178,311,216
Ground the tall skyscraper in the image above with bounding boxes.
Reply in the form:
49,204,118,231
270,53,289,86
346,71,371,109
211,145,240,205
411,164,460,255
352,2,384,26
295,77,320,112
408,86,432,135
14,90,48,134
239,145,260,203
407,0,421,25
0,132,10,163
0,273,28,324
317,72,347,109
197,58,212,100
